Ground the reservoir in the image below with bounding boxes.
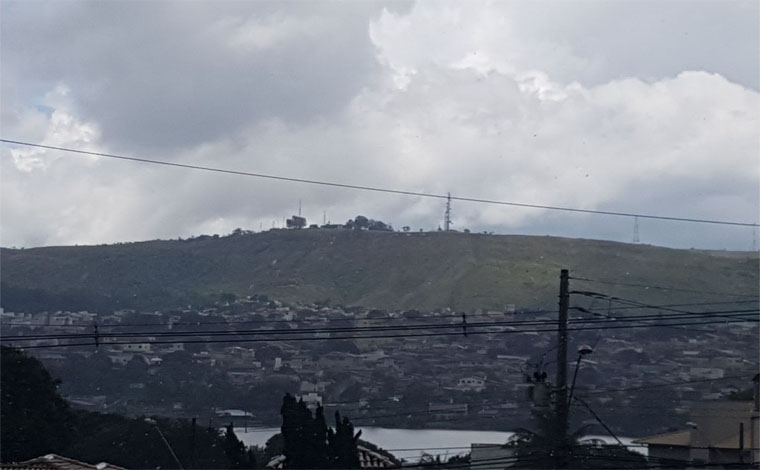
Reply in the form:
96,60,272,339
235,427,645,461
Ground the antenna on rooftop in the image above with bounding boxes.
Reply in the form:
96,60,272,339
633,216,640,244
298,200,302,217
444,192,452,231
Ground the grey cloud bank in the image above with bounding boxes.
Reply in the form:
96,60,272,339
1,0,758,250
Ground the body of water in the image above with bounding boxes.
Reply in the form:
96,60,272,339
235,427,645,461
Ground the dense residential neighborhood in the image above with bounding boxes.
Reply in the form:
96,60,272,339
2,294,756,440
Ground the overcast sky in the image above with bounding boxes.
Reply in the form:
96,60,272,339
1,0,758,249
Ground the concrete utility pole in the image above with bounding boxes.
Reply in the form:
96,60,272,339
555,269,570,467
191,417,197,469
751,373,759,465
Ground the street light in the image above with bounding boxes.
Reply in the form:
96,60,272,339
568,345,593,406
145,418,184,469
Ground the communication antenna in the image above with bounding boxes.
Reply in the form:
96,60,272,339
323,211,326,225
298,200,302,217
633,216,640,243
444,192,452,231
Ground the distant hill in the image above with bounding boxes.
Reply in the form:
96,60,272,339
1,230,758,313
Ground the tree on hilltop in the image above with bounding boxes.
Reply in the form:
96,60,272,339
353,216,369,230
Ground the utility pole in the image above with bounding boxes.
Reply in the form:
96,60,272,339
444,193,452,231
191,417,197,469
555,269,570,468
751,374,759,465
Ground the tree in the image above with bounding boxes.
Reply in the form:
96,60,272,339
279,395,362,469
281,393,324,469
1,346,73,461
0,347,236,469
728,387,754,400
353,216,369,230
327,412,361,469
265,434,284,460
223,423,259,469
367,220,392,231
224,423,247,468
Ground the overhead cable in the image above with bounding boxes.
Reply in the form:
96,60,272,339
2,139,757,227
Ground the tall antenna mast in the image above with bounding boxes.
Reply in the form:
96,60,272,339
633,216,640,243
444,192,452,231
298,200,302,217
323,211,326,225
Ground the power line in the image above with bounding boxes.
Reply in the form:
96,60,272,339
573,396,625,446
3,298,755,332
3,309,756,342
0,309,558,331
4,314,756,349
572,292,760,327
570,276,759,298
571,298,759,313
2,139,758,228
571,298,760,333
9,312,759,343
21,295,758,332
393,447,739,470
580,374,753,395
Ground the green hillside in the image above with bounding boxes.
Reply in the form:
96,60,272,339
1,230,758,313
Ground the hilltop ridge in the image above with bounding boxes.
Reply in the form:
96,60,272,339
2,230,757,312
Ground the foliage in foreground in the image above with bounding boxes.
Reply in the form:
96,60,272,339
0,346,260,468
506,408,648,468
280,393,362,469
